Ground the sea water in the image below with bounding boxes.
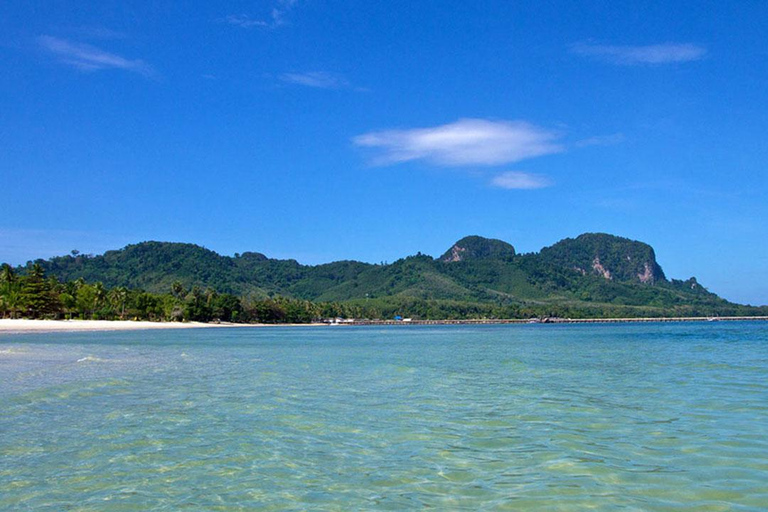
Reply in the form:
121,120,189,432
1,323,767,510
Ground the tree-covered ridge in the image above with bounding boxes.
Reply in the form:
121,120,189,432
40,242,377,299
439,236,516,262
3,261,764,323
538,233,666,284
43,242,248,295
7,232,767,321
0,263,369,323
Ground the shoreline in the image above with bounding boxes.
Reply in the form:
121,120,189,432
0,319,240,334
348,316,768,326
0,319,321,334
1,316,767,334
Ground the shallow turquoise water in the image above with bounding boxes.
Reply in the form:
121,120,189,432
1,323,768,510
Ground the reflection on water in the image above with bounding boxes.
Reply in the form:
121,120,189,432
1,323,768,510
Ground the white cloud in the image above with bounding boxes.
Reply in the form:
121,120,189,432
222,0,299,29
271,0,298,25
353,118,563,167
279,71,350,89
38,36,153,76
490,171,552,190
571,42,706,65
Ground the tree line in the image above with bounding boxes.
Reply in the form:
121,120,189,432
3,263,763,323
0,263,369,323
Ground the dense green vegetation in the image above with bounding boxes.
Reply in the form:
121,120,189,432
439,235,516,262
3,233,766,322
0,263,368,323
538,233,666,283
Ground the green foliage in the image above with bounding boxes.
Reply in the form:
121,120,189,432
4,233,765,322
0,264,374,323
538,233,666,283
439,236,516,262
21,264,61,318
0,264,24,319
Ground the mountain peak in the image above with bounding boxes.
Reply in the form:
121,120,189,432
439,236,516,263
540,233,666,284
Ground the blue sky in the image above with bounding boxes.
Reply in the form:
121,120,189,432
1,1,767,305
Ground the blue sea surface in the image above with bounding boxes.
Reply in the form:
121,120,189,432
1,323,767,510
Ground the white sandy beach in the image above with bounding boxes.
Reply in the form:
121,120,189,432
0,319,234,334
0,319,335,334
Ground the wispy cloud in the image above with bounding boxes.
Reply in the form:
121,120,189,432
279,71,350,89
222,0,298,29
38,36,153,76
221,14,271,28
490,171,552,190
575,133,625,147
353,118,564,167
571,42,706,65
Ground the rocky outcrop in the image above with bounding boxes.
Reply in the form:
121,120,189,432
637,262,654,283
443,245,467,263
592,257,612,280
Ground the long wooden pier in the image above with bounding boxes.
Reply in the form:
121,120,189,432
340,316,768,326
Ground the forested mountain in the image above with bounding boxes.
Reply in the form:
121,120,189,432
38,242,376,299
439,236,516,262
538,233,665,284
13,232,764,319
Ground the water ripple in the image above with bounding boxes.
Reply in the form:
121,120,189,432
1,323,767,510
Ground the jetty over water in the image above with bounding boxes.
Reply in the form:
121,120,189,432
345,316,768,326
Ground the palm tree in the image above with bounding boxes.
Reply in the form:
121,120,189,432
171,281,186,301
93,282,107,311
0,263,15,285
0,285,23,319
109,287,128,320
0,264,16,318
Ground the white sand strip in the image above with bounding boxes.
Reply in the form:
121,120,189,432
0,319,234,334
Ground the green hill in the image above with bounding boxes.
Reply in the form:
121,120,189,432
22,233,766,318
439,236,516,262
538,233,665,284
